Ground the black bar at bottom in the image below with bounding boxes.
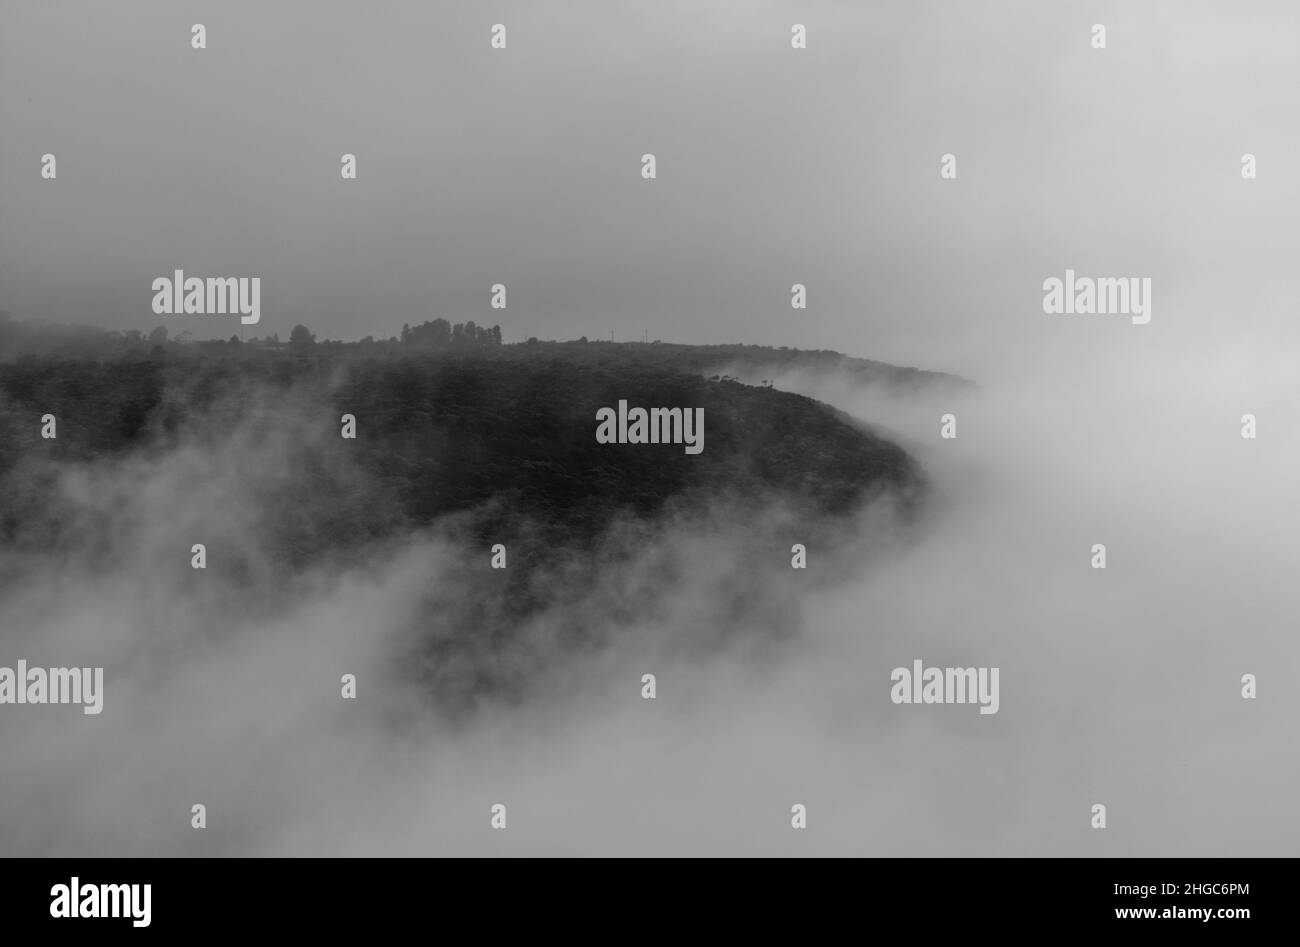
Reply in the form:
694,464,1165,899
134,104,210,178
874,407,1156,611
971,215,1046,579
0,857,1276,934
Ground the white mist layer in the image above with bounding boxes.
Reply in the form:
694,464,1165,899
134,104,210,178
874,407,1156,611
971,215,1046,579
1,337,1296,856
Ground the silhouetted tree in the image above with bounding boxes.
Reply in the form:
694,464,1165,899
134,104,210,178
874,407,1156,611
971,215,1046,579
396,319,501,348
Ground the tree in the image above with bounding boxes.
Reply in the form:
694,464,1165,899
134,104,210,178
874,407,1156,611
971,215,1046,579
148,326,168,345
290,324,316,348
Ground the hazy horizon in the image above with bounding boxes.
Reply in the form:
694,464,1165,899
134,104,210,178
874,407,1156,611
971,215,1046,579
1,0,1297,857
4,0,1297,384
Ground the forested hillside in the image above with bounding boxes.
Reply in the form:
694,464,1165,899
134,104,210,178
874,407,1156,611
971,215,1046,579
0,320,934,708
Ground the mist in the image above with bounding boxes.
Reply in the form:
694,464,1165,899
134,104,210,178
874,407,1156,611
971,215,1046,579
0,322,1292,856
2,0,1296,856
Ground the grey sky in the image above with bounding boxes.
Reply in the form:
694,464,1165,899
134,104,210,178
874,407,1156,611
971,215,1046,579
2,1,1299,856
2,0,1295,381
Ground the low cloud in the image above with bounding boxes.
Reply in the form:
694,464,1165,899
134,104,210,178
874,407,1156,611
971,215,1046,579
1,333,1295,855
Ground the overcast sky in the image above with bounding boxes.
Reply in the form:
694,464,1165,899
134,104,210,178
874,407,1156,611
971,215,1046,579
2,1,1299,856
2,0,1296,381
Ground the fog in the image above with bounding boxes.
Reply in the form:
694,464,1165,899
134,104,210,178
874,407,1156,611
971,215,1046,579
1,0,1297,855
0,325,1294,856
3,0,1297,379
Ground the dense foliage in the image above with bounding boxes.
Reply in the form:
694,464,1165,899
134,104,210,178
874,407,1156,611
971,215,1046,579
0,319,931,708
0,344,920,557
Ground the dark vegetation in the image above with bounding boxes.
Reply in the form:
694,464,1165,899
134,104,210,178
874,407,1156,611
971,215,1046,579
0,337,921,555
0,311,970,393
0,313,937,709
